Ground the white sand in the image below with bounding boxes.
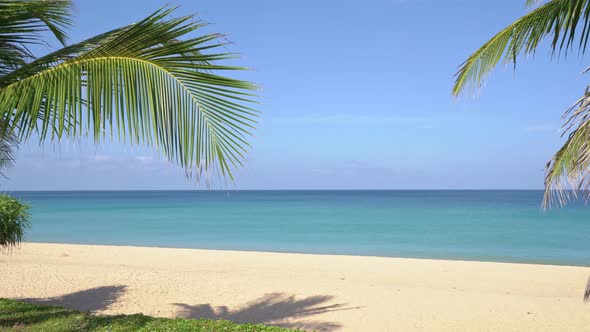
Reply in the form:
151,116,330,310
1,243,590,331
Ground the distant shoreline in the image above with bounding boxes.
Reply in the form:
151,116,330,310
3,242,590,331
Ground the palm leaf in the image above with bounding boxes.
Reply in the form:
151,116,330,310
453,0,590,96
0,0,72,75
0,6,259,182
0,127,17,178
543,84,590,207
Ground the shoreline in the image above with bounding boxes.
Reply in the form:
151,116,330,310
24,241,590,268
2,242,590,331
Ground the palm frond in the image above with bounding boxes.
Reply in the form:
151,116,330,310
543,84,590,208
0,129,17,178
0,0,72,75
0,6,258,182
453,0,590,96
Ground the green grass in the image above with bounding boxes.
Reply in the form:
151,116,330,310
0,299,303,332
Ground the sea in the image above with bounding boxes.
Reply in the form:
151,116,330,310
8,190,590,266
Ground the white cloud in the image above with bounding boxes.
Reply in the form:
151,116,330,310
523,124,559,133
270,114,432,125
310,159,400,177
62,159,82,169
93,154,114,162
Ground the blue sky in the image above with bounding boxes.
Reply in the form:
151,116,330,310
3,0,588,190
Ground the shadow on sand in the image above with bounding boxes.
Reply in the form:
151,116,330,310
14,286,358,331
21,285,127,312
173,292,361,331
0,286,129,328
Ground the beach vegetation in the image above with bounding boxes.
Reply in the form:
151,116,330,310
0,298,302,332
0,195,29,251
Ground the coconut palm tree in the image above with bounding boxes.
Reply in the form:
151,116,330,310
453,0,590,208
0,0,258,249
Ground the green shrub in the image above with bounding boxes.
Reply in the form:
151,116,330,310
0,195,30,251
0,299,304,331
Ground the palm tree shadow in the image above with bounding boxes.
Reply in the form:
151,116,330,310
21,285,127,313
173,293,361,331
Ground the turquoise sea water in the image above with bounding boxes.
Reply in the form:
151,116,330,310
8,190,590,266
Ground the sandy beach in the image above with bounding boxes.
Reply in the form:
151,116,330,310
1,243,589,331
